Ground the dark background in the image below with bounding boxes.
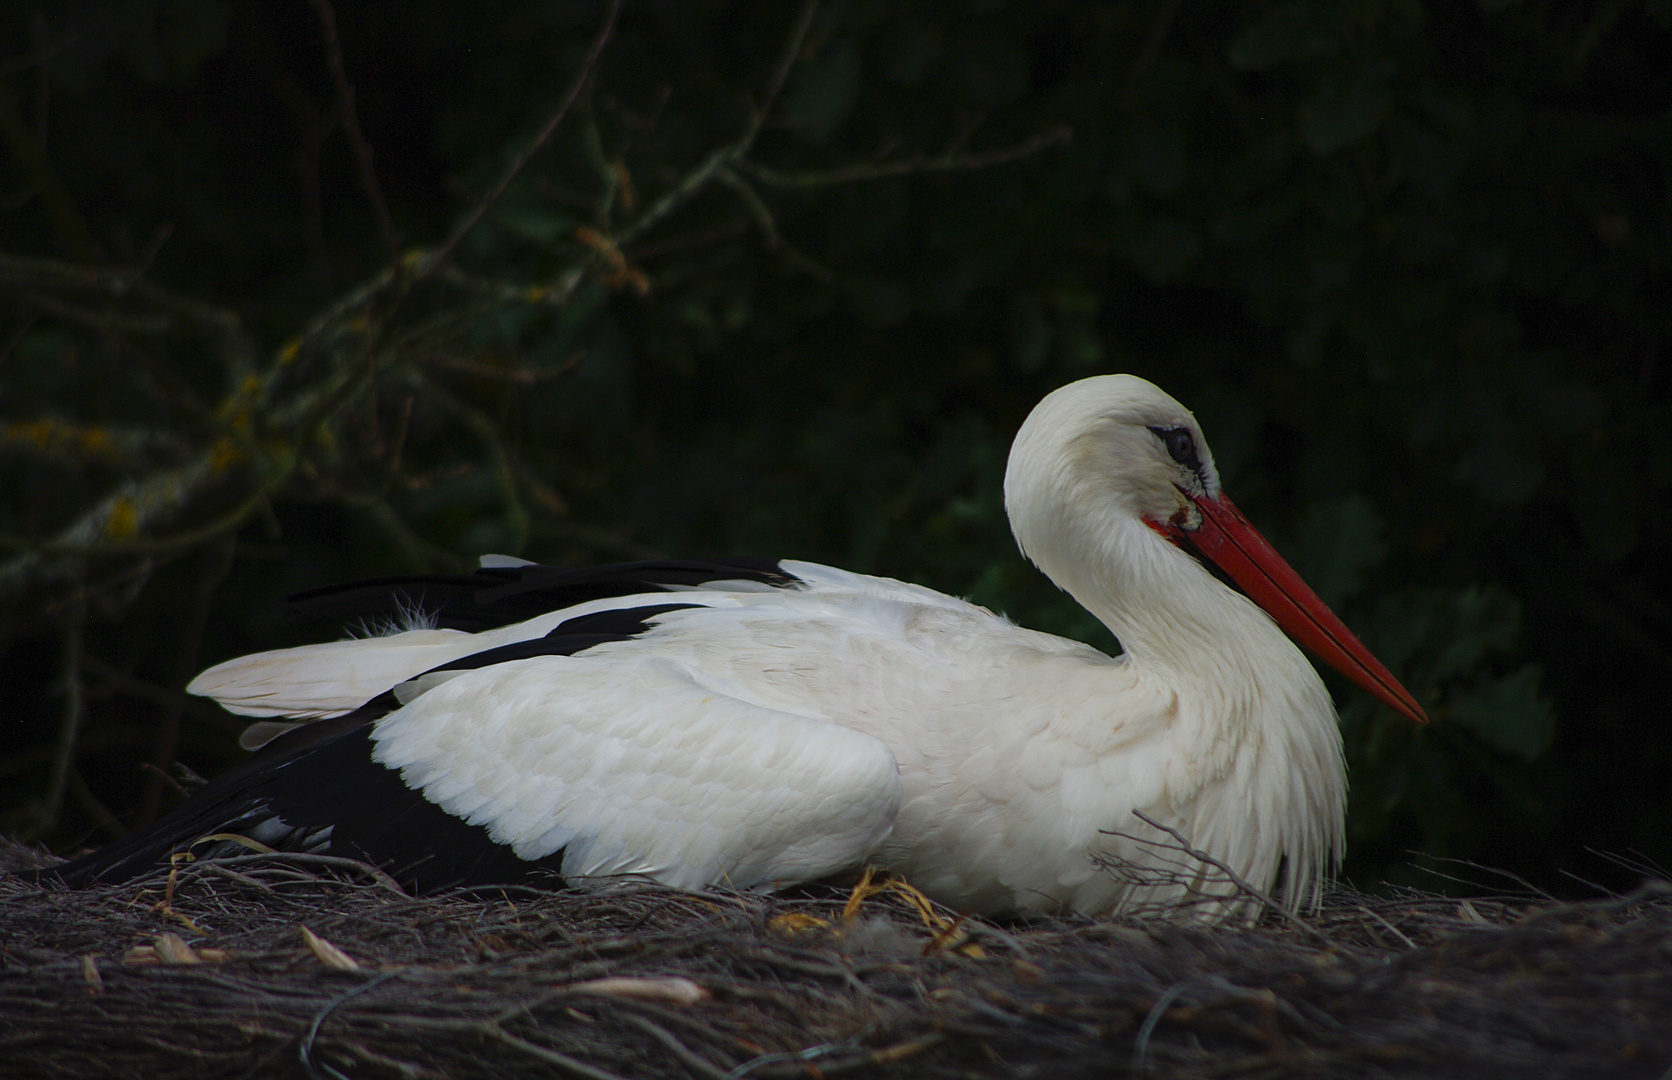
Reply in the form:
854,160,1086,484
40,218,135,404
1,0,1666,896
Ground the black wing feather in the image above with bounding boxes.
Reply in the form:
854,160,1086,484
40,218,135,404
288,558,796,632
50,576,765,893
52,722,569,894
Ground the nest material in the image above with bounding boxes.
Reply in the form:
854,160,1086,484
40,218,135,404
2,839,1669,1080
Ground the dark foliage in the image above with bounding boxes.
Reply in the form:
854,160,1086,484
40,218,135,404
0,0,1667,900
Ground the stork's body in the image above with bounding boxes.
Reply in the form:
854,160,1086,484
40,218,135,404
55,376,1423,917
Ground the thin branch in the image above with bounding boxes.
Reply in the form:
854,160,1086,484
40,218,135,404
409,372,533,552
434,262,587,308
81,653,229,729
612,2,820,248
739,0,821,151
0,484,274,605
578,84,619,229
1359,904,1416,950
421,0,622,281
735,125,1072,188
20,289,171,334
611,146,738,248
1,416,186,468
309,0,399,255
427,350,584,385
0,251,239,330
614,1014,732,1080
0,250,255,376
0,76,98,259
137,539,233,825
0,455,243,595
716,167,779,248
1128,811,1330,941
34,593,86,838
623,218,751,261
485,1027,634,1080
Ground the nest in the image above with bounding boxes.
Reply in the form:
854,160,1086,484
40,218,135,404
2,838,1669,1080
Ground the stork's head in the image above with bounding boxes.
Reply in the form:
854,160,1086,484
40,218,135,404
1004,374,1223,538
1004,374,1427,725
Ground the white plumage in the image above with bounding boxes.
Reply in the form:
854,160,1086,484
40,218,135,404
146,375,1426,917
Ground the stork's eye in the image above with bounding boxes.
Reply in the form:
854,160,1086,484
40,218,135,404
1148,426,1202,473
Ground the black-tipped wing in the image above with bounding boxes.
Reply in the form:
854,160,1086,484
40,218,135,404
51,717,569,894
55,564,799,893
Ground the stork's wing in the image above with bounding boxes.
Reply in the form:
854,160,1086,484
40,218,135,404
59,647,901,895
373,653,902,890
191,558,801,721
66,558,918,893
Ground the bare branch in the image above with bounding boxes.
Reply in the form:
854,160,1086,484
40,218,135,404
0,250,255,375
739,0,821,151
19,290,171,335
716,168,779,249
421,0,623,281
623,218,751,262
613,3,820,248
735,125,1073,188
1125,810,1331,940
309,0,399,255
137,540,232,826
409,371,535,552
428,351,584,385
0,461,267,599
0,77,98,260
32,594,86,838
2,417,185,468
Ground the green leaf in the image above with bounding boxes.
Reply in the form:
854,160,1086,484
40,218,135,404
1429,585,1521,681
1449,665,1556,759
1287,494,1389,610
1362,584,1521,685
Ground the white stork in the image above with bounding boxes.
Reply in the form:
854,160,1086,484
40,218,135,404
57,375,1425,918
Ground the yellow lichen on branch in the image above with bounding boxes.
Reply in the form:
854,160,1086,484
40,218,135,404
103,498,138,541
208,437,243,475
5,419,118,462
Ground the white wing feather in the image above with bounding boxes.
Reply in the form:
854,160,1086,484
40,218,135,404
370,654,903,890
186,593,737,719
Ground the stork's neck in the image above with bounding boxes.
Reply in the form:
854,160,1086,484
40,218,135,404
1029,506,1320,718
1027,501,1347,908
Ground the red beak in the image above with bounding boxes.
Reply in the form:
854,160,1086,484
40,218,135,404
1153,491,1428,724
